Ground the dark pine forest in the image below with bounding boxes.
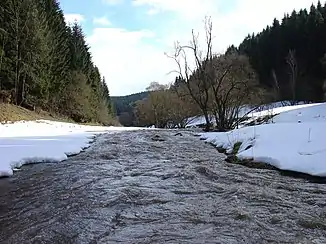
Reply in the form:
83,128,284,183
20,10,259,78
1,1,326,126
232,1,326,102
0,0,113,124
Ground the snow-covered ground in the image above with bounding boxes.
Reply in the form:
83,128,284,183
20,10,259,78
185,115,215,128
200,102,326,177
186,101,319,128
0,120,142,177
245,103,322,121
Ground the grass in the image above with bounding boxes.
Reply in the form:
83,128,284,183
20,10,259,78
213,137,326,182
242,114,277,127
213,140,278,170
81,118,121,127
0,103,121,127
231,141,242,155
0,103,121,126
0,103,73,123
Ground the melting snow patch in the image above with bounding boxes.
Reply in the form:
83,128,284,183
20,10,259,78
200,103,326,177
0,120,142,177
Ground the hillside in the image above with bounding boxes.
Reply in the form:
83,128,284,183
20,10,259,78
111,91,149,126
0,104,71,123
233,1,326,103
0,1,113,125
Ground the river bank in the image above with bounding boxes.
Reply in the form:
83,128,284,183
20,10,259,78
1,130,325,243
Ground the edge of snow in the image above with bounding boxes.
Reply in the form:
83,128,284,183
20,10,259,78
0,120,144,177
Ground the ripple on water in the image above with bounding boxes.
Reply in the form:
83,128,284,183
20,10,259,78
0,130,326,243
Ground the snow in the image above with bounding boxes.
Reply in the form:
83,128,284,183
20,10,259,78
247,103,322,120
185,101,318,128
0,120,142,177
273,103,326,123
200,102,326,177
186,115,215,128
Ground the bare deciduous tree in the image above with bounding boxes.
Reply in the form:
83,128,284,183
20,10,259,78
269,69,288,106
286,49,298,105
134,82,199,128
166,16,214,131
271,69,281,101
134,84,170,128
168,89,200,128
146,81,168,91
166,17,266,131
208,53,262,131
323,79,326,101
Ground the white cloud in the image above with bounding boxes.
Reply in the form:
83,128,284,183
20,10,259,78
211,0,321,51
88,0,321,95
102,0,123,5
87,28,176,96
64,14,85,25
133,0,320,50
147,8,159,15
132,0,217,18
93,16,112,26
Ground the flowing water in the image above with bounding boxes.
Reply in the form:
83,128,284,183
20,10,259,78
0,130,326,244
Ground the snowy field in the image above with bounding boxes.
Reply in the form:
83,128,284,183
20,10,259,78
200,102,326,177
0,120,142,177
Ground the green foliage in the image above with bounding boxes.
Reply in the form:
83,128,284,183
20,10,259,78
0,0,114,124
232,142,242,155
111,91,149,126
235,1,326,102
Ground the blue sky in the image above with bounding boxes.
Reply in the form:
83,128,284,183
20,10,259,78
60,0,175,35
60,0,319,96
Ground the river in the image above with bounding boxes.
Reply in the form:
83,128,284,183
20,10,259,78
0,130,326,243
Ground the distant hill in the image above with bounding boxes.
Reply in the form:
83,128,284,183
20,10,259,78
111,91,149,126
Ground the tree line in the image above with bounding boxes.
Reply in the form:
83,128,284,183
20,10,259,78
134,2,326,131
134,82,200,128
0,0,113,124
234,1,326,103
111,91,149,126
134,18,264,131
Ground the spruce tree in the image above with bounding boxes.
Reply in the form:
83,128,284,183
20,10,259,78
0,0,114,124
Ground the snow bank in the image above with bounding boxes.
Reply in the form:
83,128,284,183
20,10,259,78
0,120,142,177
185,101,320,128
273,103,326,123
186,115,215,128
248,103,322,120
200,102,326,177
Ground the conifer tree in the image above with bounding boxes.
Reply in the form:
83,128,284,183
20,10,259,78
0,0,114,124
238,1,326,102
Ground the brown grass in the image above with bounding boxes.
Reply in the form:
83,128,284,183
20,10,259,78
0,103,72,123
0,103,121,126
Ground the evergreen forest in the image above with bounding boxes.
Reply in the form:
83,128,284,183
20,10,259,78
231,1,326,102
0,0,113,124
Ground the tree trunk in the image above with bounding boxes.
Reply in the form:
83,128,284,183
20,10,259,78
0,38,6,90
17,75,25,105
287,50,297,105
14,8,20,105
213,112,219,131
203,112,210,132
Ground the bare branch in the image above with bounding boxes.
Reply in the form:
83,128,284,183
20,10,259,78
286,49,298,104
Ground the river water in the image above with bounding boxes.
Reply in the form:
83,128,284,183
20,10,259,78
0,130,326,243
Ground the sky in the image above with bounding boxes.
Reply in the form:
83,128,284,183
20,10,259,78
60,0,320,96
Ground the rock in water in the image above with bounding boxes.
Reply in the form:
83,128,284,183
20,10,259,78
151,135,165,141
